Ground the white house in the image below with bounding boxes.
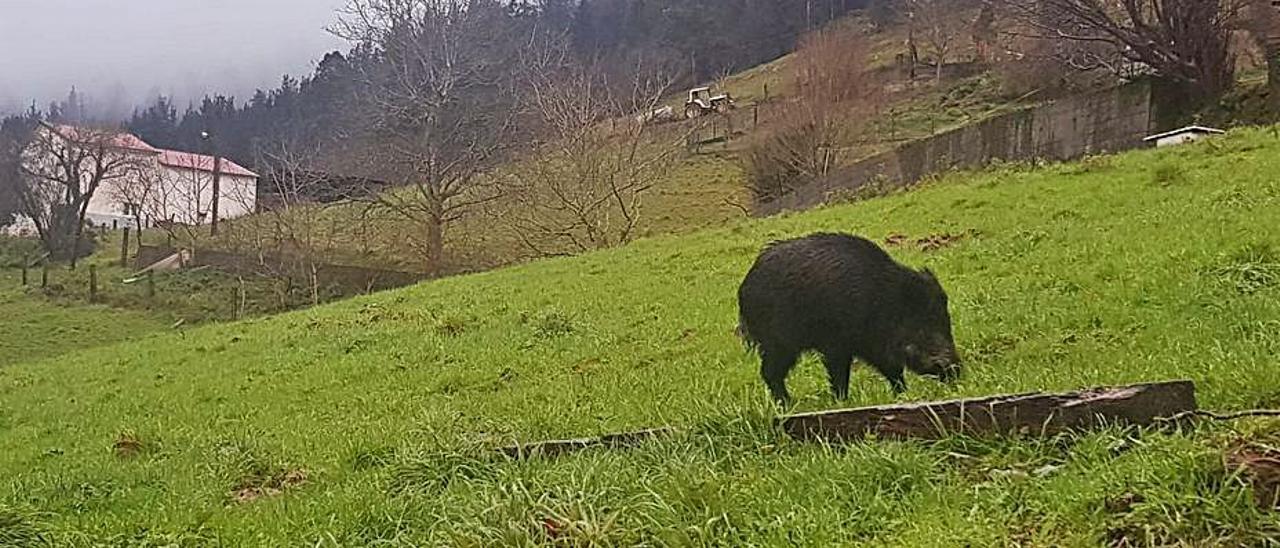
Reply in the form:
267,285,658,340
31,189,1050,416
5,123,258,236
1143,126,1225,148
144,149,259,228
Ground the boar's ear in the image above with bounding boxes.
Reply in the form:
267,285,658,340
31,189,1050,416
920,267,937,281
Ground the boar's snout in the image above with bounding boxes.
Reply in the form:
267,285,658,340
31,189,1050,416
918,344,961,382
934,355,962,382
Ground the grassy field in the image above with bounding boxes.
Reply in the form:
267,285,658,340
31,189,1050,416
0,269,169,368
3,127,1280,545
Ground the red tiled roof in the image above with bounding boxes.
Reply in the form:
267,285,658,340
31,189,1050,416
43,123,257,178
157,149,258,178
48,123,162,154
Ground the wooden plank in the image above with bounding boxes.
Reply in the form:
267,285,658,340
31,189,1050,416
495,381,1197,459
778,380,1197,442
497,427,677,459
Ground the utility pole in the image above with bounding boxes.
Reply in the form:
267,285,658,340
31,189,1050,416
202,131,222,236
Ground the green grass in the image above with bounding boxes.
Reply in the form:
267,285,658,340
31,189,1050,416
0,269,168,367
4,127,1280,545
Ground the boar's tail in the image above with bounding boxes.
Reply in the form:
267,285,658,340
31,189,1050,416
735,314,760,353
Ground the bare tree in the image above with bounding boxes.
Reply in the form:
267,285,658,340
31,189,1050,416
1244,0,1280,105
999,0,1242,103
502,41,687,256
333,0,525,273
0,115,36,231
16,123,153,265
132,158,218,248
104,160,162,233
746,29,879,203
973,0,998,64
221,142,348,306
905,0,975,81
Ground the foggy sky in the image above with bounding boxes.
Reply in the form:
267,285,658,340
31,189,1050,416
0,0,349,119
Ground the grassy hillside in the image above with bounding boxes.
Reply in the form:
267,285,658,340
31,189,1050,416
3,128,1280,545
0,270,168,367
198,12,1042,274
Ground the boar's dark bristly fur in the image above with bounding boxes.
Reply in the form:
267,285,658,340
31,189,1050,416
737,232,961,404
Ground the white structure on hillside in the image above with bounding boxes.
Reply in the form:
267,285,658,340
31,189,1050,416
140,148,259,228
1143,126,1225,148
5,123,257,236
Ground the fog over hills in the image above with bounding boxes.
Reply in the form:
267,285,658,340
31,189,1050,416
0,0,348,119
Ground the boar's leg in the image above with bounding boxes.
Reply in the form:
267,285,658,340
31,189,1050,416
871,361,907,394
759,347,799,405
821,349,853,401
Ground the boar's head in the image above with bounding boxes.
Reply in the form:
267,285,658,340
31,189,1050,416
897,268,961,381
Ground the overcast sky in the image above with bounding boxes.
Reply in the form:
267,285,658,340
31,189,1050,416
0,0,349,118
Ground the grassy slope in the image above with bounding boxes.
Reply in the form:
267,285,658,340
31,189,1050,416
3,129,1280,545
202,14,1034,274
0,270,168,368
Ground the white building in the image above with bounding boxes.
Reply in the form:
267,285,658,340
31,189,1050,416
141,149,259,229
1142,126,1225,148
5,123,257,235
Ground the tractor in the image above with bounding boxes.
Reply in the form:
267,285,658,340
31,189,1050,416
684,86,734,119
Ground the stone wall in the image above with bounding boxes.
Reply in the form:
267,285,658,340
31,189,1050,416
135,244,425,293
756,81,1159,216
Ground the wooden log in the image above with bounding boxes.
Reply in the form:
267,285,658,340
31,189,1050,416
497,427,676,459
779,380,1197,442
494,381,1196,460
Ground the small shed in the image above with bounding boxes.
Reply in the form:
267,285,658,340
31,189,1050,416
1143,126,1225,148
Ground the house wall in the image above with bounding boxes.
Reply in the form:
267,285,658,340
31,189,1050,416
11,127,258,234
1154,133,1206,148
147,166,256,225
19,126,156,231
86,179,145,229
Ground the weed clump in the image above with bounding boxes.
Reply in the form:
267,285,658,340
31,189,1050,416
214,440,306,504
1207,243,1280,295
0,504,47,546
433,313,472,336
389,450,499,495
523,308,576,338
1152,163,1188,187
112,430,151,459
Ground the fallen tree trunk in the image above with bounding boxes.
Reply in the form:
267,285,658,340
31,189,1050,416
779,380,1197,442
496,381,1197,459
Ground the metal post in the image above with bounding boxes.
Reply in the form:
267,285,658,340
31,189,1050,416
211,154,222,237
21,265,27,286
147,271,155,299
41,265,48,288
203,130,221,237
88,264,97,302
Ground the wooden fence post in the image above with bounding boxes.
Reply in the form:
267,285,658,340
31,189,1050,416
21,265,28,286
88,265,98,302
41,265,48,288
120,228,131,268
146,271,155,299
